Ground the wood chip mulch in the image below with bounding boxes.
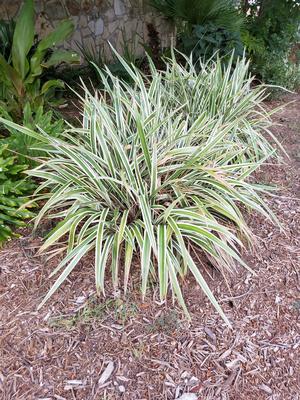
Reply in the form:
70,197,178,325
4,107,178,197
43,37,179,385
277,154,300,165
0,94,299,400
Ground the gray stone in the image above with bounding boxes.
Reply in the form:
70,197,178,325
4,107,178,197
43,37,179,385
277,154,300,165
104,8,116,22
71,29,82,44
64,40,72,50
35,1,44,13
0,3,19,18
82,27,91,38
83,36,96,51
105,20,119,36
35,13,54,38
1,0,174,65
78,15,88,28
115,29,124,53
47,0,68,20
114,0,126,16
95,18,104,36
124,19,137,38
88,19,95,32
66,0,81,15
72,16,79,27
102,42,114,60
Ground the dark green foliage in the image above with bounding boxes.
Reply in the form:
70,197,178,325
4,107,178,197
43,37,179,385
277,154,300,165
151,0,300,91
150,0,244,32
254,51,300,94
1,103,64,166
0,104,64,245
0,144,36,244
245,0,300,47
151,0,244,65
242,0,300,91
181,23,244,63
0,19,15,60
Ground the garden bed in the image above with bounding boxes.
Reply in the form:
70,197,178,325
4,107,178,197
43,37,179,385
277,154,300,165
0,94,299,400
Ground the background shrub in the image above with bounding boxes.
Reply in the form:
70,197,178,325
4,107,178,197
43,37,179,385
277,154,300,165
151,0,300,94
242,0,300,92
151,0,244,64
180,23,244,64
150,0,244,32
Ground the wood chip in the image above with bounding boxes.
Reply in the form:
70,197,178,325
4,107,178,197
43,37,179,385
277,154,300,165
258,383,273,394
98,361,114,385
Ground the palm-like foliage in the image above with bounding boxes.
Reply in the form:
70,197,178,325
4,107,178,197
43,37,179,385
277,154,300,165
0,54,279,325
150,0,244,32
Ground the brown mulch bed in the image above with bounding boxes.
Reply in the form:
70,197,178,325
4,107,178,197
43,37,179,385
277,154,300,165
0,94,300,400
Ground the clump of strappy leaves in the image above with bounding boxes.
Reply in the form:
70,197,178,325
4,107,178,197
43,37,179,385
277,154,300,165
0,52,280,325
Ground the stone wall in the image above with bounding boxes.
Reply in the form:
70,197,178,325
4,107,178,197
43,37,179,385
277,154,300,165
0,0,174,60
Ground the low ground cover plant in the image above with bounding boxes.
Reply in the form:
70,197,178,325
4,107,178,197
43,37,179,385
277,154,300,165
0,99,65,245
0,144,35,243
1,104,64,167
0,53,279,324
